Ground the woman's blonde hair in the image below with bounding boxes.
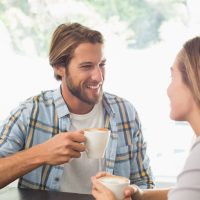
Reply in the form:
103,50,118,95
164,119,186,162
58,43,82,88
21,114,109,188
178,36,200,107
49,23,104,80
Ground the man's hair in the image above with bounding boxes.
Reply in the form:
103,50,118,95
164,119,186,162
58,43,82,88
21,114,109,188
49,23,104,80
178,36,200,107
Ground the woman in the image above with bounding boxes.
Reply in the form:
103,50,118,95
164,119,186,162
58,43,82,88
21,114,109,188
91,36,200,200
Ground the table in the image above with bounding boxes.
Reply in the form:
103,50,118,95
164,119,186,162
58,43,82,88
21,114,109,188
0,187,95,200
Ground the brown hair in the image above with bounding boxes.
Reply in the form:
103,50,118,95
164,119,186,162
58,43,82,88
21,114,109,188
178,36,200,107
49,23,104,80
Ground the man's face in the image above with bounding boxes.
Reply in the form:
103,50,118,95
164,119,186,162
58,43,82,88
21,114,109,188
62,43,106,105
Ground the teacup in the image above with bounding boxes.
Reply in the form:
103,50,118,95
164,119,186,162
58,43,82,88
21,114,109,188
84,128,110,159
98,175,130,200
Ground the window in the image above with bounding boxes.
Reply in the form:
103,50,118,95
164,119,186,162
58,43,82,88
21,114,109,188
1,0,199,188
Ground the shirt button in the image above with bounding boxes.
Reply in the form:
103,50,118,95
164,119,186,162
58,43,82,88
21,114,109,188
54,177,59,182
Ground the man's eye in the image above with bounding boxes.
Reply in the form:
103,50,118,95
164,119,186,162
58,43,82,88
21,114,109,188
100,63,105,68
82,65,91,69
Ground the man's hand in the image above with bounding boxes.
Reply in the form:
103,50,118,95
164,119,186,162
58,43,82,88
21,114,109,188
0,130,86,188
39,130,86,165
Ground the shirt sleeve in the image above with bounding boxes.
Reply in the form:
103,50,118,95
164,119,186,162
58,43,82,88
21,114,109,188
129,106,154,189
168,138,200,200
0,103,30,156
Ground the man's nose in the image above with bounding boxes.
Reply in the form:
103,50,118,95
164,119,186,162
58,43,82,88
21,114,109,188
91,66,103,82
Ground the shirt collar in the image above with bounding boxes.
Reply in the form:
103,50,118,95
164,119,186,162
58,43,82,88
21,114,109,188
102,93,115,118
53,87,115,118
53,87,70,118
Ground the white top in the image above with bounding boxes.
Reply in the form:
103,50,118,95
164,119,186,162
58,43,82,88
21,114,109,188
59,101,105,194
168,137,200,200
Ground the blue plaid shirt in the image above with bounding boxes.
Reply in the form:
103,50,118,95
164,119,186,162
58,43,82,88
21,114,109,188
0,87,154,190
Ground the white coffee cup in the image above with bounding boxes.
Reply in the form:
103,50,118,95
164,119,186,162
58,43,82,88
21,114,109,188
98,175,130,200
84,128,110,159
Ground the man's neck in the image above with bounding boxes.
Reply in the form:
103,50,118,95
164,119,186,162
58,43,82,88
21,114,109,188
61,85,94,115
66,100,94,114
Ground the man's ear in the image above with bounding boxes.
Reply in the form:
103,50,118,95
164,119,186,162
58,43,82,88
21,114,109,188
53,64,65,77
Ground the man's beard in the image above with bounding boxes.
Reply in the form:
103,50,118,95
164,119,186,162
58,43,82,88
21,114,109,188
65,76,103,105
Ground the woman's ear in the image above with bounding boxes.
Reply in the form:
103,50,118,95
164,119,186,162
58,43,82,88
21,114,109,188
53,64,65,78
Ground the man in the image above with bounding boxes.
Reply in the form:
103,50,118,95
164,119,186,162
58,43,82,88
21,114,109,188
0,23,154,193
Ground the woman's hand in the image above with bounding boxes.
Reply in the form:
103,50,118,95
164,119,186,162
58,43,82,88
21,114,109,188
91,172,134,200
124,185,144,200
91,176,116,200
94,171,112,179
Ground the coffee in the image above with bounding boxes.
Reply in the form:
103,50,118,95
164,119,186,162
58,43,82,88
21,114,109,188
98,175,130,200
84,128,110,159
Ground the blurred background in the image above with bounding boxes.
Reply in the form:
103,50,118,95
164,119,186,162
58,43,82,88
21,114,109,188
1,0,199,187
